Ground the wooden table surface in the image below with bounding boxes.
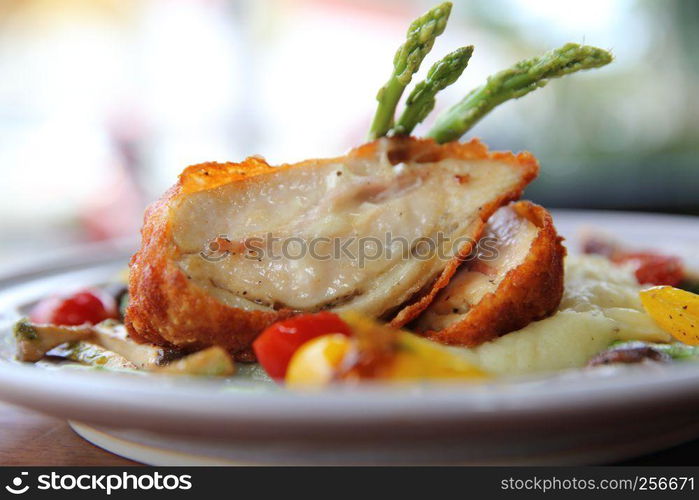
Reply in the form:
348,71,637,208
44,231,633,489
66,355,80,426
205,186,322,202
0,401,136,466
0,400,695,466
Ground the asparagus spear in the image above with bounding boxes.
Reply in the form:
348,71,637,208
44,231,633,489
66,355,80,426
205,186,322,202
428,43,613,143
367,2,452,140
393,46,473,136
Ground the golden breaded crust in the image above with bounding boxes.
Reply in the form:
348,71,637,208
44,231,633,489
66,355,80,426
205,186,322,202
125,137,539,355
388,142,539,328
125,186,296,355
422,201,566,347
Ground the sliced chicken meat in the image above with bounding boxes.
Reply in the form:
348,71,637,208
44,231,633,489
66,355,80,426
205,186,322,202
126,137,538,355
413,201,565,347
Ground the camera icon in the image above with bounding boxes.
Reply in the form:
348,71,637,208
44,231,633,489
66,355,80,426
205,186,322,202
5,472,29,495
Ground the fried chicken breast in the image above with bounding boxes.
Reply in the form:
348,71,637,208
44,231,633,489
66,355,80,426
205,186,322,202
125,137,538,355
413,201,565,346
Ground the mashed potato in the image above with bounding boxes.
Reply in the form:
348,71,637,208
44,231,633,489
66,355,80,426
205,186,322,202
457,255,670,375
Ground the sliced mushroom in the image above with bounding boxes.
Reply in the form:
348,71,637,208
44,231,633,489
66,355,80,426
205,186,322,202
13,318,182,369
13,319,93,362
587,342,672,367
47,341,137,370
92,320,183,369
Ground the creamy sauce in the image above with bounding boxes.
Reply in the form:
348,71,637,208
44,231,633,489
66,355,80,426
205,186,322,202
455,255,671,375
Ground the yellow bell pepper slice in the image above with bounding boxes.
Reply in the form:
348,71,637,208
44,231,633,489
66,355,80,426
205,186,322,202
640,286,699,346
285,315,488,388
388,332,488,380
340,312,487,381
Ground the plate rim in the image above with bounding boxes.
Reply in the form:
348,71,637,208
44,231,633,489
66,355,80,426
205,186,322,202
0,210,698,435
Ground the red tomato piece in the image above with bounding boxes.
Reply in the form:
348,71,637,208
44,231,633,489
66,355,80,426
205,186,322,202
252,312,352,379
613,252,684,287
30,288,118,326
583,235,685,287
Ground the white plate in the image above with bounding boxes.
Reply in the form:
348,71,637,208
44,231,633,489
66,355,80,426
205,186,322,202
0,210,698,465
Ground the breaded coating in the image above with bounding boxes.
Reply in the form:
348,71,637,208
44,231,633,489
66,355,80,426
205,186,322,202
414,201,565,347
126,137,538,356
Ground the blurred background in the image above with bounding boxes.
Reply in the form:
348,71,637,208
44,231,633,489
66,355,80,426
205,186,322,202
0,0,697,265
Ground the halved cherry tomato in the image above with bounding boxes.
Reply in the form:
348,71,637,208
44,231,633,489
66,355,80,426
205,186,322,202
583,237,684,286
614,252,684,287
30,288,118,326
252,312,352,380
